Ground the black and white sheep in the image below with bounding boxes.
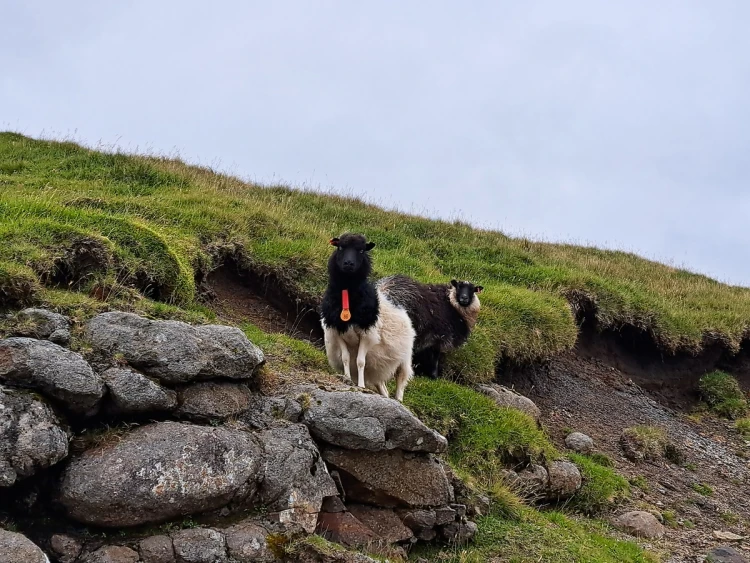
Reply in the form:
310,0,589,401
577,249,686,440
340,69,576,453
320,233,416,401
377,275,483,378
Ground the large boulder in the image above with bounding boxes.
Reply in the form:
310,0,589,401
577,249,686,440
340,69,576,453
102,367,177,414
59,422,263,527
565,432,594,454
85,312,264,383
706,546,750,563
0,529,49,563
546,460,582,499
0,337,105,414
15,308,72,346
515,464,549,499
611,511,665,539
0,385,70,486
316,511,380,548
347,504,413,544
475,384,541,423
256,423,338,533
323,447,453,508
176,382,253,421
301,388,447,453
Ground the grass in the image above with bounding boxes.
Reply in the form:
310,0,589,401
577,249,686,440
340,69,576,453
699,371,748,419
568,453,631,515
621,426,668,460
735,417,750,437
690,482,713,496
411,512,658,563
2,133,750,382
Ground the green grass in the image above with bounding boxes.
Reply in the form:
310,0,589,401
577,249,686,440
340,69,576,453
699,371,748,419
735,417,750,437
690,482,713,496
411,512,658,563
3,133,750,381
568,453,631,515
621,426,668,460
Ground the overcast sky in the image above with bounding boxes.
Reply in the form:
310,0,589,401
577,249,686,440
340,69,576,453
3,1,749,285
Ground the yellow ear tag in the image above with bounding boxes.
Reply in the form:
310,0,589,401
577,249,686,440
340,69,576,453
340,309,351,322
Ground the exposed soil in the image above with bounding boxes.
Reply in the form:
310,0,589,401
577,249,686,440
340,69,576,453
503,330,750,562
202,261,323,344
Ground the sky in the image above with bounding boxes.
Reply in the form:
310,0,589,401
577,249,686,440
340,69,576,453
3,1,750,285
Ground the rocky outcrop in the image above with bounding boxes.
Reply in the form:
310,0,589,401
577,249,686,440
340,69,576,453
171,528,227,563
300,388,447,453
102,367,177,415
0,530,49,563
15,308,72,346
476,384,541,423
0,338,105,414
175,382,253,421
0,385,70,486
59,422,263,527
85,312,264,383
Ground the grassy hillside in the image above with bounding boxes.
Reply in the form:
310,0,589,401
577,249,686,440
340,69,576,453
2,132,750,382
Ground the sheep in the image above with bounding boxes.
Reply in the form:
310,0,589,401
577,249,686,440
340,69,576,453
377,275,483,379
320,233,416,401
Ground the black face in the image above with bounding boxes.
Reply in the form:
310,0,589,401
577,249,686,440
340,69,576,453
451,279,483,307
329,233,376,277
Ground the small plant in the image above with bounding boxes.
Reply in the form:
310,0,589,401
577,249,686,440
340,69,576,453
569,453,631,515
690,482,713,496
620,425,667,461
661,510,677,528
683,462,697,471
587,452,614,468
720,511,740,525
735,417,750,437
699,371,748,419
628,475,649,491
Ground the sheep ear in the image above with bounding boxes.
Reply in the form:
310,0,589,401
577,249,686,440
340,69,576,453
365,242,376,251
329,238,340,247
450,279,458,288
475,286,484,294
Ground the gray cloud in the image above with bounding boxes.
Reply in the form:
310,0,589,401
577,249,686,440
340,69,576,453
3,1,749,283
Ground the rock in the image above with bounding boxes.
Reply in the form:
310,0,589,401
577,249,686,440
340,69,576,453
256,423,338,533
475,384,541,422
301,388,447,453
59,421,263,527
611,511,665,539
0,337,105,414
714,531,746,541
399,509,436,533
323,447,453,508
139,535,176,563
82,546,140,563
286,538,381,563
0,530,49,563
176,382,252,421
546,460,582,499
706,546,750,563
565,432,594,454
102,367,177,414
434,506,457,526
172,528,227,563
348,504,413,543
321,496,347,513
50,533,83,563
516,464,549,499
86,312,264,384
15,308,72,345
441,520,478,543
316,511,380,547
241,395,302,429
224,521,274,562
0,385,70,486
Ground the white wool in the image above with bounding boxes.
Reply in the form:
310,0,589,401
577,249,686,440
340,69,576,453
448,286,481,329
323,289,415,401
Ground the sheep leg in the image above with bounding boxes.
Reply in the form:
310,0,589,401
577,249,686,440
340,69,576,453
340,340,352,383
355,333,375,389
377,382,389,398
426,346,440,379
395,361,413,402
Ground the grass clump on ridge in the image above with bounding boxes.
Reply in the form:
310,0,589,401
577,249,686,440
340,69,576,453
568,453,630,515
699,371,748,419
3,133,750,381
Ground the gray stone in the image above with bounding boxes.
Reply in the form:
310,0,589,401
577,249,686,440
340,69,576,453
323,447,453,508
82,545,140,563
102,367,177,414
475,384,541,422
434,506,457,526
400,509,436,532
547,460,582,499
0,385,70,487
224,521,274,562
176,382,252,421
611,511,665,539
516,464,549,499
256,422,338,533
706,546,750,563
0,337,105,414
86,312,264,384
321,496,346,513
15,308,71,345
315,511,380,547
565,432,594,454
0,530,49,563
50,533,83,563
139,535,175,563
301,388,447,453
172,528,227,563
440,520,478,543
59,421,263,527
348,504,413,543
241,395,302,429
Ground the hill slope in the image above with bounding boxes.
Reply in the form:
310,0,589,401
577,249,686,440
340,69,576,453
2,132,749,382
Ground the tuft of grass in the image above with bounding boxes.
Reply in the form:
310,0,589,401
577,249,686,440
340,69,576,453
569,453,631,515
402,378,557,484
690,482,713,496
3,133,750,378
628,475,649,492
621,425,668,460
699,371,748,419
720,511,740,525
661,510,677,528
736,417,750,437
586,452,614,468
241,323,330,375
